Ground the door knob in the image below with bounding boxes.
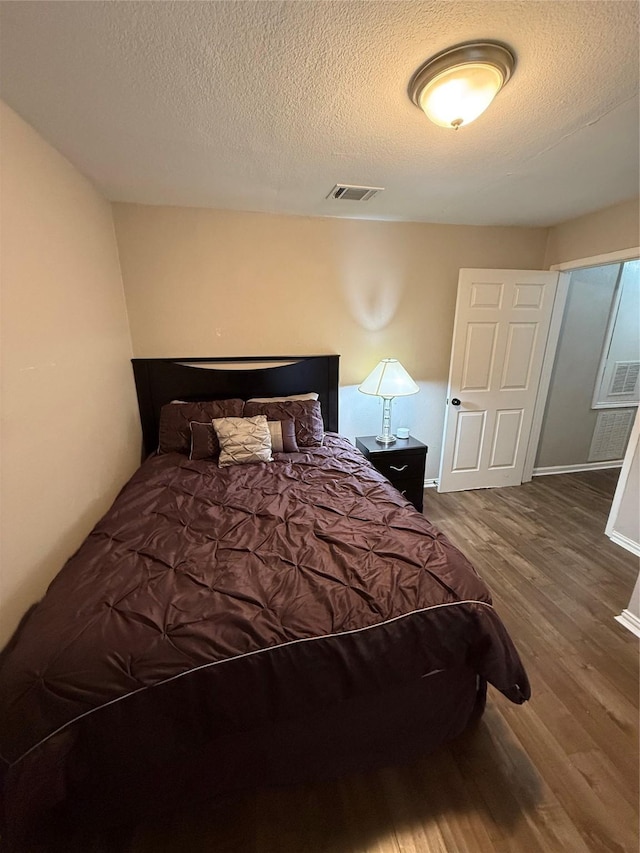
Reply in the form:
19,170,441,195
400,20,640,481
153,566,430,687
451,398,461,406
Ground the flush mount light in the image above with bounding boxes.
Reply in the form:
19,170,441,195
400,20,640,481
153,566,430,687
409,41,515,129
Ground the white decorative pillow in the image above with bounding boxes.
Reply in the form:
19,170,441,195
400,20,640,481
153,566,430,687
212,415,273,467
246,392,319,402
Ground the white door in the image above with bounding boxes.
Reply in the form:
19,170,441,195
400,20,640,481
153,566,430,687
438,269,559,492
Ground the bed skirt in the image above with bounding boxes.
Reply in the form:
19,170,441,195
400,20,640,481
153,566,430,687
6,667,486,849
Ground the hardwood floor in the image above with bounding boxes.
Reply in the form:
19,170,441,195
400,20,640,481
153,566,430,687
125,472,638,852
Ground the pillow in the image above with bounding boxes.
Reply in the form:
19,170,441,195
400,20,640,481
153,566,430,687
267,419,299,453
189,421,218,460
212,415,273,467
158,399,244,455
247,392,319,403
190,419,297,460
244,400,324,447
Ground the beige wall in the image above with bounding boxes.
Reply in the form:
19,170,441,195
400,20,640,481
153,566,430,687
113,203,548,478
545,197,640,267
0,102,140,647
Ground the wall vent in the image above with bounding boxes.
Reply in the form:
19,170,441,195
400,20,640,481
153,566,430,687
609,361,640,396
588,409,635,462
326,184,384,202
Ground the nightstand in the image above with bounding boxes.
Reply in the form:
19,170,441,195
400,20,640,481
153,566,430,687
355,435,428,512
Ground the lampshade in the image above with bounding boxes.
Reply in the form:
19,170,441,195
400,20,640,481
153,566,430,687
359,358,419,398
409,42,515,130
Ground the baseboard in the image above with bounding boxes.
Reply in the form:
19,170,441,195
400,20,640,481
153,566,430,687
615,609,640,640
533,460,623,477
607,530,640,558
424,478,438,488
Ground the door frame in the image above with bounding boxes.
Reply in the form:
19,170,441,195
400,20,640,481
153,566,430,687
521,245,640,482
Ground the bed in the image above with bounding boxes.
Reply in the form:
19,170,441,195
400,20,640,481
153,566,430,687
0,355,530,849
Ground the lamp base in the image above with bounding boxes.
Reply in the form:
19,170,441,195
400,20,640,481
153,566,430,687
376,433,397,445
376,396,396,445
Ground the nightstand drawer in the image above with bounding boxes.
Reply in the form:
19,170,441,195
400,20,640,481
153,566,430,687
392,478,425,513
372,452,425,482
355,435,427,513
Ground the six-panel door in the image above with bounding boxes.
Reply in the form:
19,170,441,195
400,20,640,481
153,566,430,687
439,269,559,492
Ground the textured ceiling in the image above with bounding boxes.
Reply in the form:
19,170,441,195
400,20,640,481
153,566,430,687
1,1,638,226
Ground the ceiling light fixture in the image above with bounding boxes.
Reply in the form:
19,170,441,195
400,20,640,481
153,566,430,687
408,41,516,130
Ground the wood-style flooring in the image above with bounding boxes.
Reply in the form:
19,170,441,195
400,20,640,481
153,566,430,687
101,472,640,851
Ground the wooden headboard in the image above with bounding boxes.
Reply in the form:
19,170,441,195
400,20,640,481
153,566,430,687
132,355,340,457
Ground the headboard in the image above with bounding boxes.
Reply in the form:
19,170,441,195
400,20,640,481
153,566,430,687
132,355,340,457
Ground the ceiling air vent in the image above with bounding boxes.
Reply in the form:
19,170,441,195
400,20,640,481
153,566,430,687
327,184,384,202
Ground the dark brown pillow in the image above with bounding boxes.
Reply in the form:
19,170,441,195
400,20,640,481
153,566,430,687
189,422,218,460
244,400,324,447
158,399,244,454
267,419,299,453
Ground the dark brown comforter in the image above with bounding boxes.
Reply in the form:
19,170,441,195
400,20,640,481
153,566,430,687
0,434,529,843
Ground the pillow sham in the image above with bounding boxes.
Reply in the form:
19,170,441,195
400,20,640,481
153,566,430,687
267,419,299,453
212,415,273,467
243,400,324,447
158,399,244,455
246,392,319,403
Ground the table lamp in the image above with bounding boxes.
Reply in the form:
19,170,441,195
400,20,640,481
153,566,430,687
358,358,419,445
